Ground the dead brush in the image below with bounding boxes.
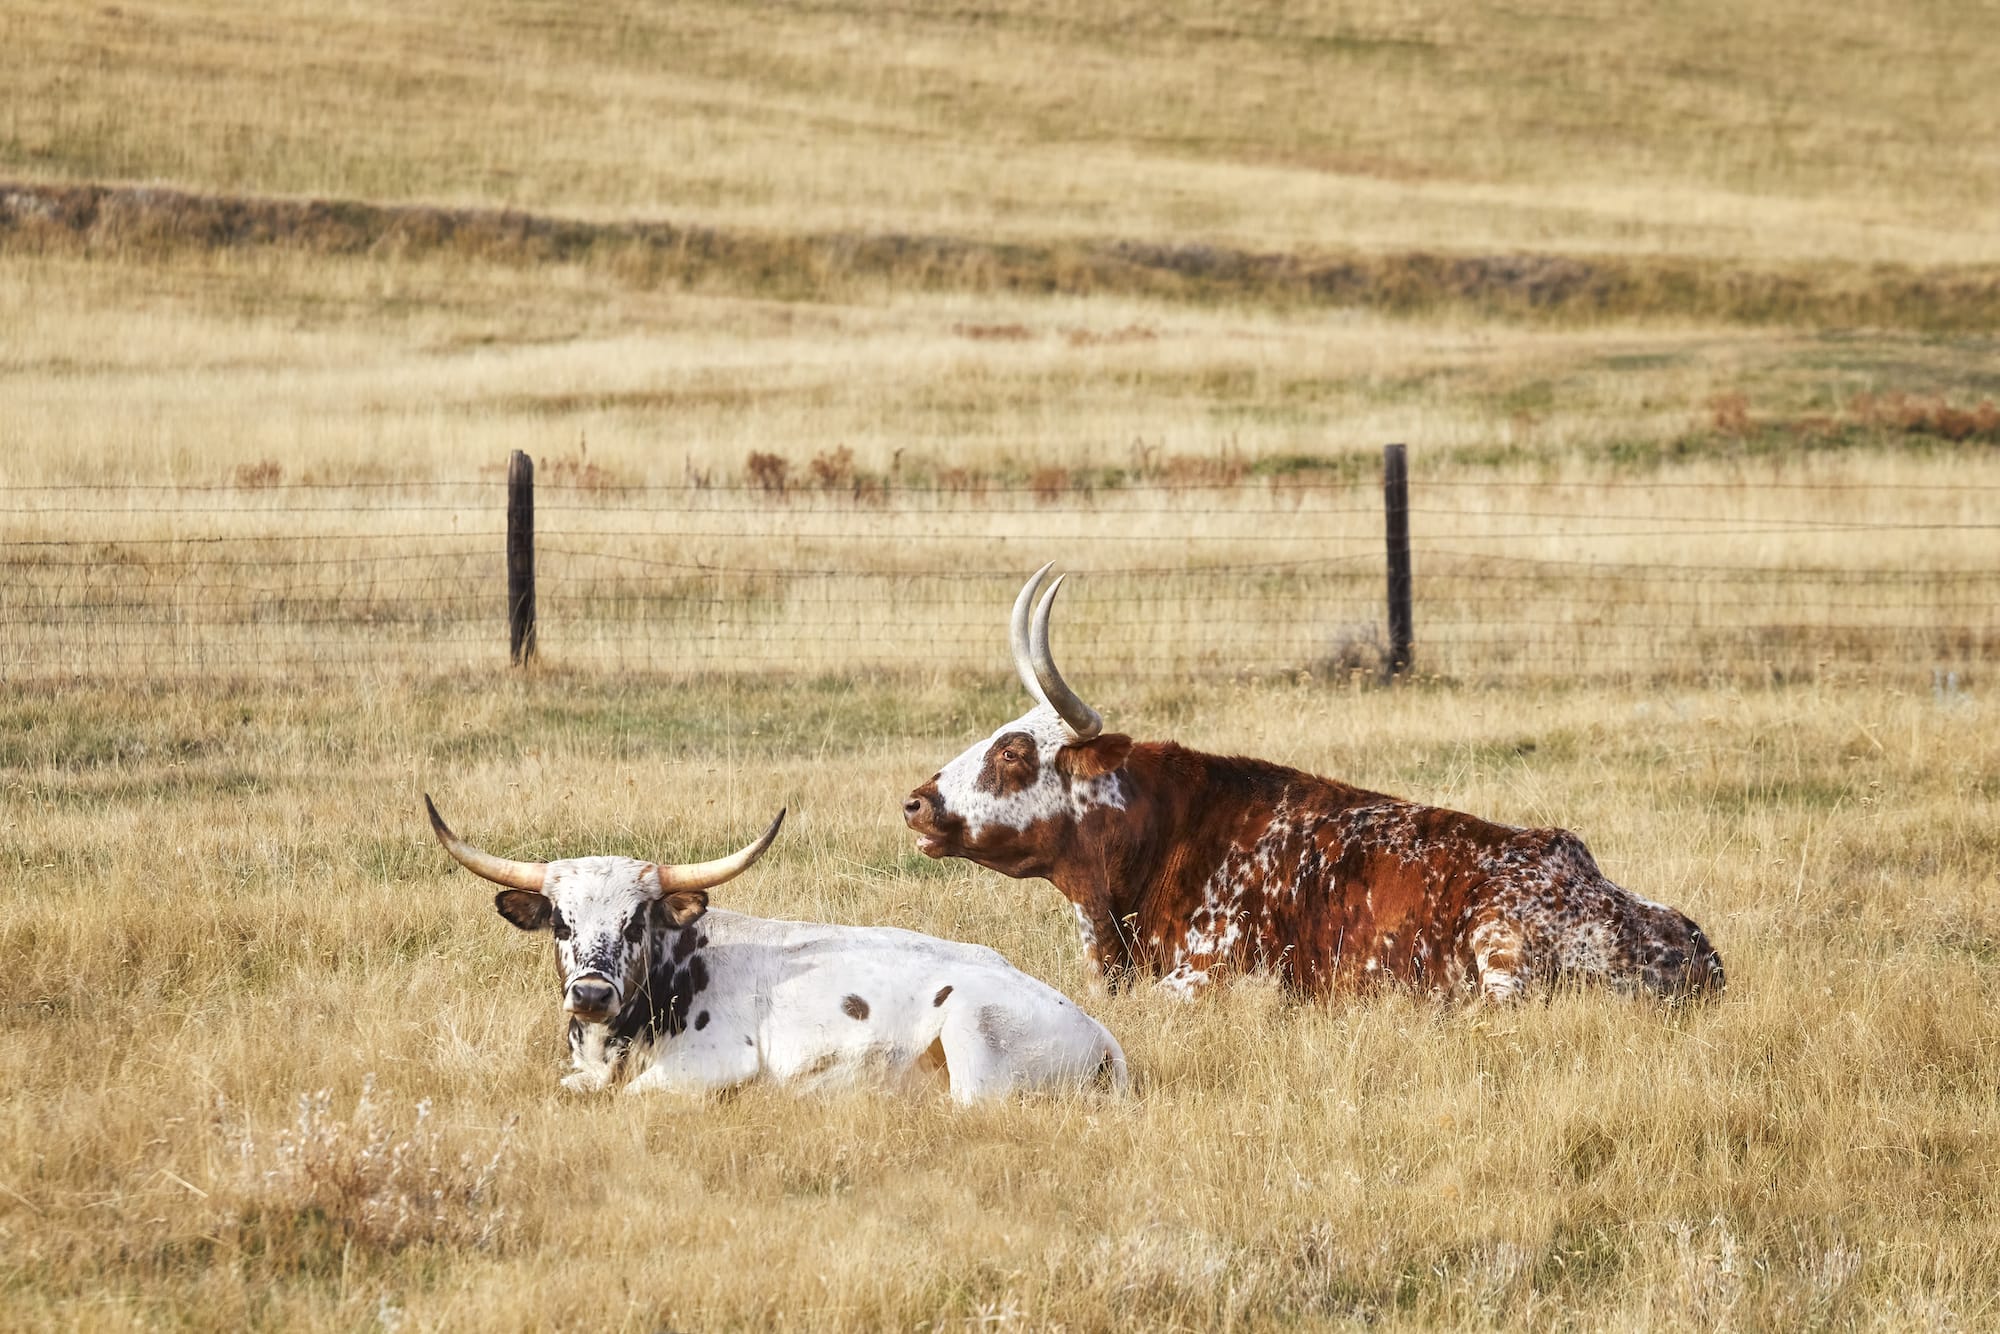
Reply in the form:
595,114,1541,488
1311,622,1391,684
219,1074,516,1261
808,445,856,489
1707,392,1751,436
1850,392,2000,443
1158,450,1249,489
232,459,283,489
952,321,1035,341
804,444,887,503
935,465,986,498
746,450,791,493
538,436,624,492
478,438,624,491
1126,438,1249,489
1030,465,1076,503
1064,323,1158,348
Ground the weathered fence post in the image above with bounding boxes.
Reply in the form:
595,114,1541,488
507,450,536,665
1383,443,1413,678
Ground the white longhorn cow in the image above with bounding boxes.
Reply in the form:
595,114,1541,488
425,797,1126,1102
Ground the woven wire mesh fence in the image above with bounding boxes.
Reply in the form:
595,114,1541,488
3,473,1994,687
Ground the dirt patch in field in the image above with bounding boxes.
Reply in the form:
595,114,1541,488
6,179,1999,330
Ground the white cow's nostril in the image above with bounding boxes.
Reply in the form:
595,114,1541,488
567,977,617,1015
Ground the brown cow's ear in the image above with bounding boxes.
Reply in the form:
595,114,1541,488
660,888,710,928
495,890,552,931
1059,733,1133,781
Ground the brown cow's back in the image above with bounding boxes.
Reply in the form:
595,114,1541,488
1076,745,1722,1001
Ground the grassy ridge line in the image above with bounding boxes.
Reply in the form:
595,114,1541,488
8,179,2000,332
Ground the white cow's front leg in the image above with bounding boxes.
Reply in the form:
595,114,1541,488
625,1032,762,1096
562,1021,618,1092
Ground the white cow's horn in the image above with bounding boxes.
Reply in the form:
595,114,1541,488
425,794,548,892
656,808,786,893
1009,562,1055,710
1029,575,1103,741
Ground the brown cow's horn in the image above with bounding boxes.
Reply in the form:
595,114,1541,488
424,794,547,892
1009,562,1055,710
655,808,786,893
1029,575,1103,741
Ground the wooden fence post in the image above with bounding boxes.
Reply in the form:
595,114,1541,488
507,450,536,665
1383,443,1413,678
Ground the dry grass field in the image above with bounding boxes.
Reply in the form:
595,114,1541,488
6,0,1999,265
4,0,1999,1329
6,677,1998,1330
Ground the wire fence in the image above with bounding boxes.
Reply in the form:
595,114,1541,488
3,469,1994,687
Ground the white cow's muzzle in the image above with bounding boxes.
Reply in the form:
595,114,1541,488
564,974,620,1021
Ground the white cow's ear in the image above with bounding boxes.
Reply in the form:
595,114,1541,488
659,889,709,929
494,889,552,931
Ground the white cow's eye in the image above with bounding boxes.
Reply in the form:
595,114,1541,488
622,914,645,943
551,913,573,941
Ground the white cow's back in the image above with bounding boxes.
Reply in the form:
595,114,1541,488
623,910,1125,1102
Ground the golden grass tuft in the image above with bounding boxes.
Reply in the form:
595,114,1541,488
221,1076,517,1261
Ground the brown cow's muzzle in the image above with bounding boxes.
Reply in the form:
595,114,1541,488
903,782,956,858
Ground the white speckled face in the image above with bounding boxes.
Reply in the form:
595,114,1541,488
905,705,1128,875
937,706,1121,837
498,857,667,1017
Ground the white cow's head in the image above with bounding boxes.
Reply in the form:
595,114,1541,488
904,564,1132,880
425,796,783,1022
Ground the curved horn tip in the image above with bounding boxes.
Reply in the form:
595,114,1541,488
1031,572,1075,646
744,806,787,859
1010,563,1059,708
1029,573,1104,741
655,807,789,894
1010,564,1057,639
423,794,548,892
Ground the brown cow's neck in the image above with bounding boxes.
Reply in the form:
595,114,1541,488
1045,741,1388,984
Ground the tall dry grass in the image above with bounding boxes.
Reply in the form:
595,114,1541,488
4,675,1997,1329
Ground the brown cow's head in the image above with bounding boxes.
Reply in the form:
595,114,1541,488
424,796,782,1022
904,565,1134,879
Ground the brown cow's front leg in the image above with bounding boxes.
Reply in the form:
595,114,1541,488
1154,960,1217,1000
1466,914,1529,1004
1068,900,1137,992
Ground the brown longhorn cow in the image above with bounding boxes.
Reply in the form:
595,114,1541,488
903,565,1725,1002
